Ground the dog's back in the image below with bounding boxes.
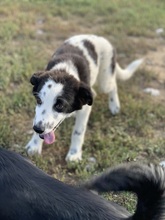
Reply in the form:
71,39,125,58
1,148,165,219
0,148,130,220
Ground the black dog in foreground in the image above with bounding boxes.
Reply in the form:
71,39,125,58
0,148,164,220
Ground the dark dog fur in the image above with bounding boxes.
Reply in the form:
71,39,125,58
0,147,164,220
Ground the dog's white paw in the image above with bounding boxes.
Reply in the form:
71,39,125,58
160,161,165,167
109,103,120,115
26,133,43,156
65,150,82,162
25,142,42,156
109,95,120,115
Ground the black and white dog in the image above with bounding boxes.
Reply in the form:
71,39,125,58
0,147,164,220
26,35,143,161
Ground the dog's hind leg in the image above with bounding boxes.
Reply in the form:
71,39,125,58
26,132,43,155
98,71,120,115
108,80,120,115
65,105,92,162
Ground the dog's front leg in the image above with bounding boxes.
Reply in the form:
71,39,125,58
65,105,92,162
26,132,43,155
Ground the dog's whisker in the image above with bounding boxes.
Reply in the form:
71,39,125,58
53,117,66,131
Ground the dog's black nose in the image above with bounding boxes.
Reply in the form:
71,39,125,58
33,125,45,134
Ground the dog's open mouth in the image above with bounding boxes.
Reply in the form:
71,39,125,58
39,118,65,145
39,131,55,145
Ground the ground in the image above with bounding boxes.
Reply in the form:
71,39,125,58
0,0,165,212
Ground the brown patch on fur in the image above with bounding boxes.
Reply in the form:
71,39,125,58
74,130,81,135
111,49,116,74
42,110,46,115
46,43,90,85
83,40,98,65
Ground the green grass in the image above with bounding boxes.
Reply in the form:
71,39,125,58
0,0,165,213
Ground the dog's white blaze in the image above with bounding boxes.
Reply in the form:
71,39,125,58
34,79,66,134
52,61,79,81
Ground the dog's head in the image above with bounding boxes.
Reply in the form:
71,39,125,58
30,70,93,144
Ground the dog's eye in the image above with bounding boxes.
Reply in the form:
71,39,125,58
36,97,42,105
53,100,64,112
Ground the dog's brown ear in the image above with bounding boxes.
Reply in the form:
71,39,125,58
30,71,44,85
78,82,93,106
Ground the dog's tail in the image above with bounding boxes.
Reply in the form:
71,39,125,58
84,163,165,220
116,58,143,81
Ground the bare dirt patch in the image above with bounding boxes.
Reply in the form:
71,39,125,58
144,36,165,102
145,37,165,82
129,35,165,102
141,35,165,141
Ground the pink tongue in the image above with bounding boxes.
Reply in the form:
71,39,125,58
43,131,55,144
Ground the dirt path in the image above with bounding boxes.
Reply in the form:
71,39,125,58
144,35,165,157
137,35,165,101
145,37,165,82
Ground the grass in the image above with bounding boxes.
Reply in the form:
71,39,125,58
0,0,165,213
